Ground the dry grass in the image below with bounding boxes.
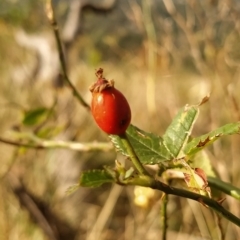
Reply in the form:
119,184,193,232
1,0,240,239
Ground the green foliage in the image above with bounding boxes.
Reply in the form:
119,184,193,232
22,107,51,126
79,169,114,188
184,122,240,157
110,104,199,164
162,105,199,158
110,125,172,164
89,101,240,202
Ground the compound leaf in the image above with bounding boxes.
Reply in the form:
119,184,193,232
110,125,172,164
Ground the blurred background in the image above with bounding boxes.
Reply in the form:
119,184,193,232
0,0,240,239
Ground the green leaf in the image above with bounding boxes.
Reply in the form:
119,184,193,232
110,125,172,164
184,122,240,157
79,169,114,188
163,105,199,158
190,150,216,177
22,107,50,126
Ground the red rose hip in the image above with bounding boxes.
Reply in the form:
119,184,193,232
90,68,131,135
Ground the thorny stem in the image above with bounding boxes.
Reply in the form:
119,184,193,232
45,0,90,110
120,133,150,176
125,175,240,227
116,134,240,227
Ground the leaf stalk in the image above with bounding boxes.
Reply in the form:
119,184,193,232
120,133,151,176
